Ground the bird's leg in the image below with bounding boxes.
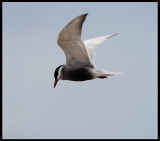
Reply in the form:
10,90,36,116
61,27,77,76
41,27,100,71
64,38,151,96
98,76,107,79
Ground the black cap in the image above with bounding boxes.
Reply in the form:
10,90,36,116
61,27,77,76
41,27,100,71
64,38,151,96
54,65,63,79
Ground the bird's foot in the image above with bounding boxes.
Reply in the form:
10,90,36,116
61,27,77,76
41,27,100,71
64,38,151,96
98,76,107,79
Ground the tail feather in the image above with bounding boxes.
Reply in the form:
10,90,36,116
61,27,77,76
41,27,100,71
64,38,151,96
108,72,122,76
92,68,121,78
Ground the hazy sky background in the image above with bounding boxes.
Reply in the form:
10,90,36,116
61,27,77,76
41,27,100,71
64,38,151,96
3,2,157,139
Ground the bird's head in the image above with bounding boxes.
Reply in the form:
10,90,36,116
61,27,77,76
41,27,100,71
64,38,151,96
54,65,63,88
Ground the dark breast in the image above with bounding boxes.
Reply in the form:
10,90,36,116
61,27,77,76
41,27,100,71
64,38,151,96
62,66,93,81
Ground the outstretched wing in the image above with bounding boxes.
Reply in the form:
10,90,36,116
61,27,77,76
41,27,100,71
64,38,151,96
84,33,119,67
57,13,93,67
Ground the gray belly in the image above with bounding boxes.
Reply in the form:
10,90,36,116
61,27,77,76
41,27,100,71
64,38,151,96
62,67,93,81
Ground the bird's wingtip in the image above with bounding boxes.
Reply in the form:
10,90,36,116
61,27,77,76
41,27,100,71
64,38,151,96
84,13,89,17
78,13,88,19
114,33,119,36
80,13,88,17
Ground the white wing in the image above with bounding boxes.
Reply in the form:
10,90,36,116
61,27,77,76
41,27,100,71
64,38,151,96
83,33,119,67
57,13,93,67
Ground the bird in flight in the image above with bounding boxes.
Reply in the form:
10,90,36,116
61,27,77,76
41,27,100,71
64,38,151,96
54,13,119,88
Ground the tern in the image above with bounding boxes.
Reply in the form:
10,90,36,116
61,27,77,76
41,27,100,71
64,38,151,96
54,13,119,88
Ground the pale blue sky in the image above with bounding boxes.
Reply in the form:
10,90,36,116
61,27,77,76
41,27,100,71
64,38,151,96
3,2,157,139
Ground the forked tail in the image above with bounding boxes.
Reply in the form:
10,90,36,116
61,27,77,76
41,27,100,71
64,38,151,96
92,68,122,78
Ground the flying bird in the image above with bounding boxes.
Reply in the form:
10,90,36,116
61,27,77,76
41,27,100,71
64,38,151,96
54,13,119,88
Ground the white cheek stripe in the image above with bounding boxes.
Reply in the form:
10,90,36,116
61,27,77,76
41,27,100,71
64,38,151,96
57,66,63,80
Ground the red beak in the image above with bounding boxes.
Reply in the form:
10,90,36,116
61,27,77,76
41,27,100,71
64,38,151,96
54,79,58,88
